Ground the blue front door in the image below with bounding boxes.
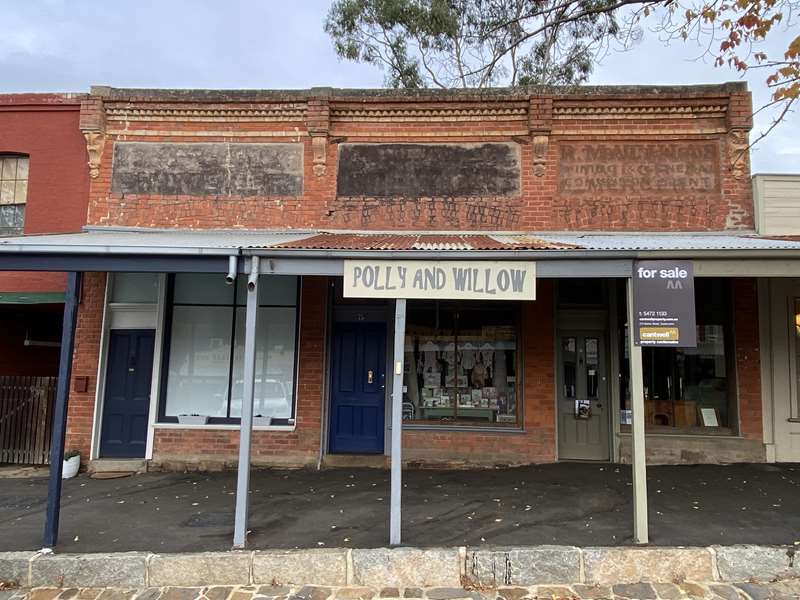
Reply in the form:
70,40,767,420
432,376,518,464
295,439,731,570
100,329,155,458
329,322,387,454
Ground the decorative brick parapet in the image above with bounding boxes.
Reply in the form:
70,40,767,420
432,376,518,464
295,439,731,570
80,83,755,232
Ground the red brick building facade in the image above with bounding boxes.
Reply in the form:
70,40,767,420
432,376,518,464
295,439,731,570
0,94,88,377
17,82,779,468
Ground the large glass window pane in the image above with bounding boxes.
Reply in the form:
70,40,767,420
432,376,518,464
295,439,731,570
619,278,732,432
229,307,297,420
0,204,24,235
585,337,599,398
162,274,300,424
165,306,233,418
235,275,297,306
562,337,577,398
173,273,235,305
403,301,519,427
111,273,160,303
0,157,17,181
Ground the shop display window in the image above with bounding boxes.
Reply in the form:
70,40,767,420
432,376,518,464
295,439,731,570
619,278,735,434
403,301,521,427
159,273,299,425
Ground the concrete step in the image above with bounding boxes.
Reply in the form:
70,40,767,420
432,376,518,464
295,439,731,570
87,458,147,475
322,454,388,469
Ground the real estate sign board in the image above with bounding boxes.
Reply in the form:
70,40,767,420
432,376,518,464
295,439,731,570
633,260,697,347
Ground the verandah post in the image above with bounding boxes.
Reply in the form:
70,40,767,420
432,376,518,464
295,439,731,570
626,277,649,544
390,298,406,545
43,270,82,549
233,256,260,549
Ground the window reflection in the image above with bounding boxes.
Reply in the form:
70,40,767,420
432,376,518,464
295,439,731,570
563,337,577,399
162,273,299,425
619,278,733,432
585,337,599,398
403,301,520,426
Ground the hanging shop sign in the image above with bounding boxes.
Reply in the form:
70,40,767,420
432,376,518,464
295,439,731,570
344,260,536,301
632,260,697,347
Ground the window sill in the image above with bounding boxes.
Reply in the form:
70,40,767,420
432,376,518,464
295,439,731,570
153,422,296,432
618,427,738,438
401,423,525,434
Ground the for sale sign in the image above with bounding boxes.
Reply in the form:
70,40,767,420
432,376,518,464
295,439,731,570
633,260,697,347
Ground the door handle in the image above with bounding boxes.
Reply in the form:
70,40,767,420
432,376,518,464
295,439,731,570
367,370,374,384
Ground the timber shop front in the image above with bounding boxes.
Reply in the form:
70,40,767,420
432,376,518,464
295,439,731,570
2,83,800,548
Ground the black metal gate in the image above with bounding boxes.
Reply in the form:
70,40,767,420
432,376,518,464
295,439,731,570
0,375,57,465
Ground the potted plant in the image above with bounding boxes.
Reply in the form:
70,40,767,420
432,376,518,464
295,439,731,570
62,449,80,479
178,413,208,425
253,414,272,427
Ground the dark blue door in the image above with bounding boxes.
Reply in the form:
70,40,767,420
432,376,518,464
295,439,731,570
329,322,387,453
100,329,155,458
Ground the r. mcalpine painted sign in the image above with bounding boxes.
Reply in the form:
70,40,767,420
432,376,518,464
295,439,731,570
344,260,536,300
633,260,696,347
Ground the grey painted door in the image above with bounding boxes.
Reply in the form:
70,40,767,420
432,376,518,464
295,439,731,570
557,332,610,461
768,279,800,461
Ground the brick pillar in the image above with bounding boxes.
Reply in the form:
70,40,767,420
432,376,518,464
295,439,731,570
65,272,107,461
724,91,755,229
733,278,762,439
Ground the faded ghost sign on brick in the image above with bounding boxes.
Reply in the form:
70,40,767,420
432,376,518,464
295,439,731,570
112,142,304,197
558,142,720,194
336,143,521,198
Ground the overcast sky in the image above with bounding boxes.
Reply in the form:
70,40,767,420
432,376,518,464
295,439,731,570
1,0,797,172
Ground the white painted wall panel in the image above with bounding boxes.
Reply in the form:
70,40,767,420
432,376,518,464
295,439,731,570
754,174,800,235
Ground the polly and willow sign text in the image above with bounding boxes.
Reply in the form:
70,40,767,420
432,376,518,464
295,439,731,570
633,260,697,347
344,260,536,300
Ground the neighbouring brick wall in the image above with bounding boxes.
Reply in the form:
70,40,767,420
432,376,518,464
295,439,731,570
149,276,328,468
403,281,556,466
0,95,88,295
733,278,762,440
64,272,107,458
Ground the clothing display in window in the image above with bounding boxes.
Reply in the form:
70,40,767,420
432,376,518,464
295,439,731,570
403,301,520,427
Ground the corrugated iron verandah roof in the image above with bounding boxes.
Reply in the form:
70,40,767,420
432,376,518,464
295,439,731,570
270,232,578,251
6,227,800,258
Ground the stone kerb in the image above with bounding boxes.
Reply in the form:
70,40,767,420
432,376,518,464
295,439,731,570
581,547,714,586
29,552,148,588
253,549,349,586
714,545,800,582
1,545,798,589
0,552,35,588
350,548,462,588
464,546,581,587
148,552,251,587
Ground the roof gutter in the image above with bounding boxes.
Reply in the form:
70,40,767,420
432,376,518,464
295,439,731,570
0,243,243,257
241,248,800,260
